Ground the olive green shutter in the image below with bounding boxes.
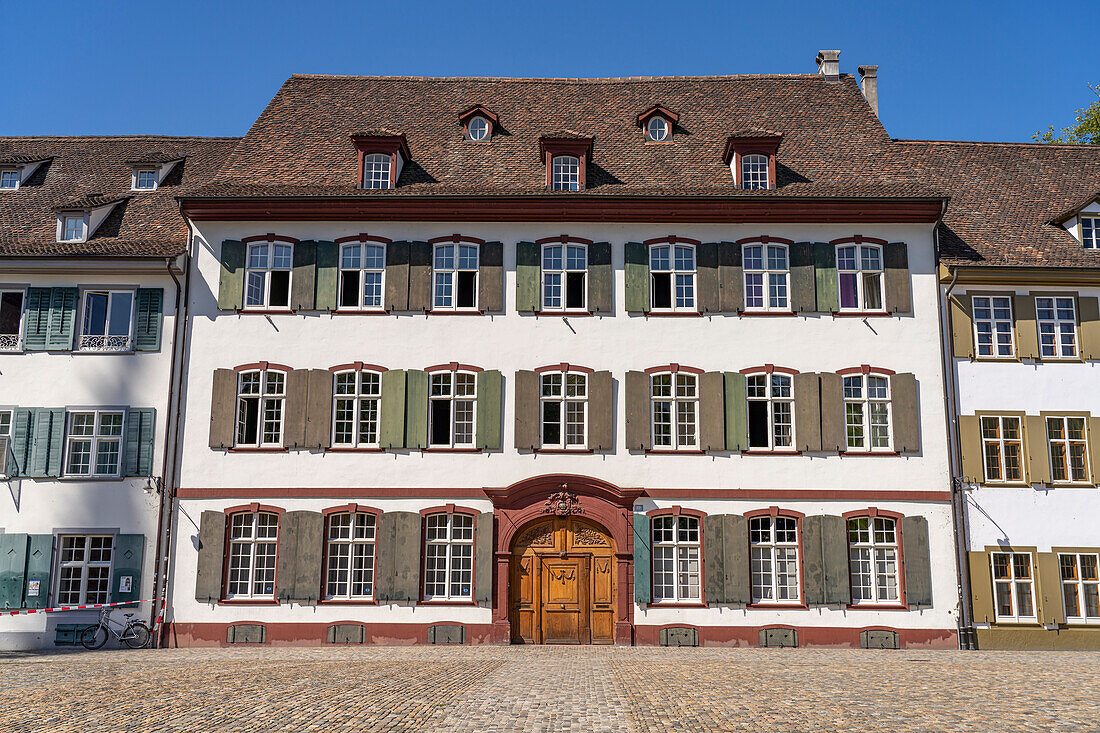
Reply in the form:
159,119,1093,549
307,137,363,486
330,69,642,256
633,513,651,604
282,511,323,603
703,515,725,603
723,372,747,452
718,242,743,313
217,240,246,311
901,516,932,607
968,550,995,623
304,369,333,449
8,409,32,477
884,242,911,314
789,242,816,313
29,408,65,478
391,511,421,602
813,243,837,313
404,370,429,449
314,241,338,312
890,372,920,453
45,287,78,350
476,370,502,450
1037,552,1065,625
624,242,649,314
699,371,726,451
514,370,539,451
475,512,493,604
819,373,845,453
802,515,826,604
195,511,227,602
722,514,750,604
133,288,164,352
385,241,410,312
283,370,310,449
1078,296,1100,360
697,243,720,313
821,515,850,604
793,372,821,452
209,369,238,450
111,534,144,606
290,241,317,311
22,287,51,351
408,242,432,312
123,408,156,477
1025,415,1050,485
588,370,613,451
624,370,651,451
23,535,52,610
958,415,985,482
948,294,974,360
587,242,612,314
479,241,504,313
374,512,397,602
275,511,301,602
379,370,406,449
1014,295,1040,359
515,241,540,313
0,534,28,609
1090,417,1100,483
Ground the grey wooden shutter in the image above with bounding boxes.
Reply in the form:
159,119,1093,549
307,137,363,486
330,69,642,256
0,533,28,609
392,511,422,602
699,371,726,451
588,370,613,451
723,372,747,452
718,242,742,313
217,240,246,311
209,369,238,450
23,535,52,610
304,369,333,449
697,243,720,313
379,370,406,449
633,513,651,604
385,241,410,312
292,511,324,603
884,242,911,314
408,242,432,312
45,287,78,350
722,514,750,604
703,515,725,603
624,242,649,314
22,287,52,351
404,370,429,449
195,511,227,602
374,512,397,602
890,372,920,453
479,241,503,313
290,241,317,311
476,370,502,450
133,288,164,352
515,241,540,313
587,242,612,314
110,534,144,606
802,515,826,604
314,241,338,312
819,373,845,452
275,511,301,602
822,515,850,604
901,516,932,607
514,370,539,451
29,408,65,478
793,372,821,452
624,370,651,451
283,370,310,449
813,242,838,313
789,242,816,313
8,409,33,477
123,408,156,476
475,512,493,604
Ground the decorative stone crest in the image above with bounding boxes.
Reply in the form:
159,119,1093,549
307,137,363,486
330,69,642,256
544,485,583,517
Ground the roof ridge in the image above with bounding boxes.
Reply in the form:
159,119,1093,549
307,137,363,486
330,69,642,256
0,135,241,142
894,138,1100,150
288,73,837,84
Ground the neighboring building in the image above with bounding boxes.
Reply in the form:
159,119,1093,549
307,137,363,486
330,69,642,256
0,136,237,649
165,54,960,649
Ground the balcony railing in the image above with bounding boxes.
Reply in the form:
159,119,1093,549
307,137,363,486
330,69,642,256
79,335,132,352
0,333,21,352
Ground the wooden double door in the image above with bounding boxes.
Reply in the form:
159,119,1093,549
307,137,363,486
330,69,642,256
510,517,616,644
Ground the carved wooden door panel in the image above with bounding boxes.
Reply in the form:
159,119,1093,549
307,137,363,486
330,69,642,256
510,553,538,644
539,555,589,644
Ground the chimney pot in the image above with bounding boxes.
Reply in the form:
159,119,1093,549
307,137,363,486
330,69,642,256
858,65,879,117
815,50,841,81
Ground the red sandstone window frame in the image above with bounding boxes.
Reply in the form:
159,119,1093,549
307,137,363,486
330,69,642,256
841,508,909,610
539,137,593,191
646,506,707,607
745,507,807,609
419,505,481,605
319,504,383,605
722,134,781,189
350,134,410,190
219,503,285,605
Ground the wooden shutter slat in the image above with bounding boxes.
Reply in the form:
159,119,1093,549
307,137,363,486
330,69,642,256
633,513,651,604
1078,296,1100,360
195,511,226,602
24,534,52,610
884,242,911,314
514,370,539,451
703,515,725,603
1037,552,1065,626
802,515,825,604
819,373,844,453
217,240,246,311
624,370,651,451
793,372,821,452
822,515,850,605
1025,415,1050,486
948,293,974,359
22,287,52,351
133,288,164,352
723,372,747,452
476,370,502,450
45,287,78,351
475,512,493,604
379,370,406,450
515,241,540,313
959,415,985,483
283,370,310,449
123,408,156,477
0,534,28,610
718,242,743,313
623,242,648,314
890,372,920,453
789,242,815,313
699,371,726,451
1014,295,1039,360
901,516,932,607
304,369,333,449
967,550,994,623
29,408,64,478
722,514,750,605
275,511,301,602
385,241,410,312
587,242,612,314
8,409,33,477
404,370,429,449
697,243,720,313
292,511,324,603
408,242,432,312
313,241,338,312
290,241,317,311
209,369,238,450
392,511,421,602
812,242,837,313
479,241,504,313
110,534,144,606
588,370,613,452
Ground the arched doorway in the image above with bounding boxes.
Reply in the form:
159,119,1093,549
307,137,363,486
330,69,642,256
510,516,616,644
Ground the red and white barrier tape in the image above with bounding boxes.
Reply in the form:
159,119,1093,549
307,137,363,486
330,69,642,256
3,598,160,617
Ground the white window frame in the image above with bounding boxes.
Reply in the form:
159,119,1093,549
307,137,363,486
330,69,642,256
56,535,113,605
338,242,386,311
131,167,158,191
650,371,698,451
991,551,1037,623
651,514,701,603
432,242,479,311
235,369,287,448
59,214,87,243
1060,552,1100,623
645,116,669,142
972,295,1015,358
332,369,382,448
551,155,580,191
740,153,769,190
0,409,10,478
225,512,279,600
836,243,884,313
539,371,587,450
0,169,19,190
244,241,293,310
842,373,892,452
78,288,135,352
324,511,377,601
848,516,901,606
64,410,125,477
422,512,474,601
1035,296,1078,359
428,370,477,448
0,287,26,352
541,242,587,312
1082,216,1099,250
648,242,696,312
745,372,794,451
362,153,392,189
467,116,491,142
980,415,1024,483
742,243,790,312
750,515,801,604
1046,415,1091,484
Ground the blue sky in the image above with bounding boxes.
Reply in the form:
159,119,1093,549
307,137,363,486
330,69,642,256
4,0,1095,143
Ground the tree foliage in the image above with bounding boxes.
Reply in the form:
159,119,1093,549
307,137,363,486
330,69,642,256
1034,84,1100,145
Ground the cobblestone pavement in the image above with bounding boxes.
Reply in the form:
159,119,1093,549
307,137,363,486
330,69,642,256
1,646,1099,732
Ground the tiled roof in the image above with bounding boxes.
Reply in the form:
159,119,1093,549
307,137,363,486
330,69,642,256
0,135,238,257
897,140,1100,269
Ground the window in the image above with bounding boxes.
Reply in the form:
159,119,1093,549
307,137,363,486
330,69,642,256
226,512,279,599
848,516,900,605
991,551,1036,622
79,290,133,351
57,536,112,605
651,515,700,602
1082,217,1098,250
542,243,587,311
746,373,793,451
1036,296,1077,359
339,242,386,310
0,170,18,189
980,416,1024,482
1047,416,1090,483
362,153,392,189
837,244,884,312
743,244,789,311
433,242,478,311
843,374,891,452
646,116,669,142
551,155,580,191
423,513,474,601
236,369,286,447
325,512,376,601
0,289,24,351
65,410,124,477
332,370,381,447
540,371,586,449
651,372,698,450
60,215,85,242
133,169,157,190
741,154,769,190
972,296,1014,358
429,371,476,448
244,242,292,310
1060,553,1100,622
467,116,490,142
750,516,800,604
649,243,695,312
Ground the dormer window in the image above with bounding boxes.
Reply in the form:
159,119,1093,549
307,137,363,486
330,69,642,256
0,156,51,191
125,154,183,191
362,154,392,190
0,170,18,190
1083,216,1098,250
1051,197,1100,249
61,215,86,243
133,168,158,191
459,105,499,143
636,105,678,143
741,154,769,190
540,136,593,192
646,117,669,142
468,116,490,142
722,131,783,190
552,156,580,191
350,133,410,190
53,194,127,244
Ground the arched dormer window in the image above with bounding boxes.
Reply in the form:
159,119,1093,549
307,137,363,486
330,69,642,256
350,133,410,190
552,155,580,191
540,137,592,191
722,131,782,190
459,105,499,143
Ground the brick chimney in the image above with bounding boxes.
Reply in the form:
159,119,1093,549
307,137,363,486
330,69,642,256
815,50,841,81
859,65,879,117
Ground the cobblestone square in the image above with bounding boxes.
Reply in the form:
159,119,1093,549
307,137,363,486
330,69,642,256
1,646,1098,732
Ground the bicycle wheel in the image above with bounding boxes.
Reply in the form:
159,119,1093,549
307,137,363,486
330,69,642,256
81,624,109,650
124,622,152,649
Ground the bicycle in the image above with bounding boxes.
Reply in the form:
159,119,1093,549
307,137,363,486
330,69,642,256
80,607,152,650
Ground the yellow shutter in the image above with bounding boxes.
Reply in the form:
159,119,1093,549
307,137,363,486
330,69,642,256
959,415,985,483
1025,415,1050,486
949,293,974,359
968,551,995,624
1014,295,1039,360
1036,552,1065,626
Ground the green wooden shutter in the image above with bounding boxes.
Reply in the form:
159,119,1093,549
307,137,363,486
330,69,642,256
476,370,502,450
1079,296,1100,360
217,240,246,311
45,287,78,350
0,436,8,477
515,241,540,313
718,242,743,313
697,242,720,313
822,515,850,605
375,512,397,602
290,241,317,311
624,242,649,314
948,294,974,360
379,370,406,449
587,242,612,314
624,370,651,451
195,511,227,602
475,512,494,604
8,408,33,477
133,288,164,352
901,516,932,607
283,370,310,449
0,533,28,609
813,242,837,313
633,513,651,604
314,241,338,312
407,242,432,312
479,241,504,313
1025,415,1050,485
789,242,816,313
699,371,726,451
29,408,65,478
722,514,750,605
111,534,144,607
588,370,613,452
123,408,156,477
802,515,826,604
723,372,747,452
794,372,821,452
385,241,410,312
391,511,421,602
1014,295,1040,360
304,369,333,450
890,372,920,453
884,242,911,314
958,415,985,482
209,369,238,450
22,287,52,351
291,511,324,603
514,370,539,451
703,515,725,603
24,535,52,610
819,373,845,452
404,370,429,449
968,551,994,624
